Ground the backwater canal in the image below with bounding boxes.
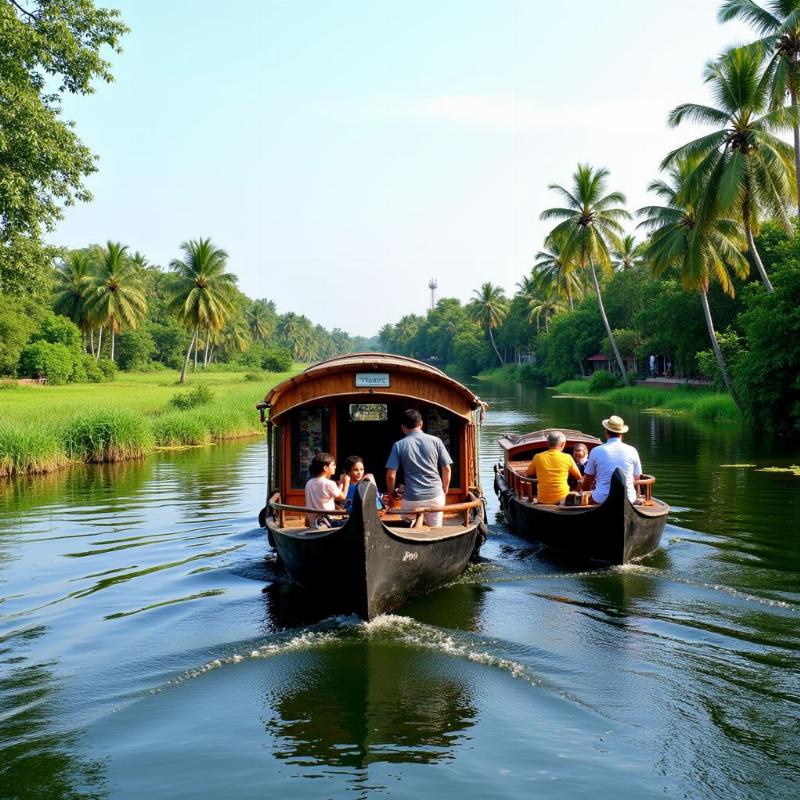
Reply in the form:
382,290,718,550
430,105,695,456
1,382,798,799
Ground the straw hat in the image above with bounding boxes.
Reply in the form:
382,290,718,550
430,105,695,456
602,415,629,434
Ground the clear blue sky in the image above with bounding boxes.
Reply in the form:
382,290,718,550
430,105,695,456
54,0,751,336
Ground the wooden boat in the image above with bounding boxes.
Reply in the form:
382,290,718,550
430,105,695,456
493,428,669,564
257,353,488,620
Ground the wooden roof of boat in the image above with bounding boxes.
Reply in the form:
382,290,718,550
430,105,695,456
264,353,484,421
498,428,602,457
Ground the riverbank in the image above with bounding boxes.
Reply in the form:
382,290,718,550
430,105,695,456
0,369,298,478
475,366,741,423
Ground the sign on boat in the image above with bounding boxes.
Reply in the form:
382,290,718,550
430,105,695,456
256,354,488,620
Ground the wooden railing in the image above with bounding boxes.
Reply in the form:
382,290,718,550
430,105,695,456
505,467,657,506
267,492,484,529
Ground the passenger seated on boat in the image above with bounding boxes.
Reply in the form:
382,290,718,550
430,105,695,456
341,455,384,512
581,415,642,505
572,443,589,475
525,430,582,505
305,452,349,527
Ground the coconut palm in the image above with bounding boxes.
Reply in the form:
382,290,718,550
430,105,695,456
719,0,800,219
540,164,632,384
532,237,585,310
54,250,94,351
468,282,509,365
246,300,275,342
168,238,238,384
88,242,147,362
611,234,646,271
527,283,566,333
637,158,750,398
664,46,797,293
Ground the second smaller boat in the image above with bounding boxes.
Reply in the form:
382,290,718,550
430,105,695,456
494,428,669,564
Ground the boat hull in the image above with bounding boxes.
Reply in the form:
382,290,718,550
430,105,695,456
494,466,668,564
267,482,480,619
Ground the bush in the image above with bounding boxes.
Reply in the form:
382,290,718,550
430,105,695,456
80,355,106,383
34,313,83,352
18,341,75,385
116,328,157,371
61,409,153,462
588,370,622,392
168,384,214,410
261,346,292,372
97,358,117,380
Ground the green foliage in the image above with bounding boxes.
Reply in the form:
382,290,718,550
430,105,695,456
452,327,490,376
0,421,67,478
79,354,106,383
734,262,800,433
116,328,157,371
169,384,214,410
33,313,83,352
589,370,623,392
0,2,128,295
261,345,293,372
18,341,75,384
61,409,153,462
0,294,40,374
151,412,212,447
696,330,744,391
97,358,117,380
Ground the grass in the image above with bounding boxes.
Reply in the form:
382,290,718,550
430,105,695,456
0,368,300,477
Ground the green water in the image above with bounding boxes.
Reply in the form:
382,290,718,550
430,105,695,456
1,383,798,799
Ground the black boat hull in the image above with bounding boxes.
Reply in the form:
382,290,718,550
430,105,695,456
494,466,668,564
267,482,480,620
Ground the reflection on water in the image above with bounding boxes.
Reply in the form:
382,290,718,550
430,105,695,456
0,384,799,798
267,639,477,768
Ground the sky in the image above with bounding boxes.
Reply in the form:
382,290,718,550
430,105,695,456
54,0,753,337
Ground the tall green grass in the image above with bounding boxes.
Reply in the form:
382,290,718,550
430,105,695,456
553,379,591,394
151,412,212,447
0,421,68,477
62,409,155,462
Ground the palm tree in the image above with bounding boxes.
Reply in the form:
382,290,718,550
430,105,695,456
468,282,509,365
168,238,238,384
246,300,274,342
88,241,147,362
53,250,94,351
719,0,800,219
665,46,797,293
527,282,566,333
637,158,750,398
532,237,585,310
540,164,632,385
611,234,646,271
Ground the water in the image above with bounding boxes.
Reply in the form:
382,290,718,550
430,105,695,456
1,384,798,799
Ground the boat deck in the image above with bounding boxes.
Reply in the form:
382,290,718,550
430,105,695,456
270,512,474,539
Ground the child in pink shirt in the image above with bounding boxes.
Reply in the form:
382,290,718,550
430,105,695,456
304,452,349,527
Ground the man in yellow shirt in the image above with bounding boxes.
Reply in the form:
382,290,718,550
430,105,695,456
525,430,582,504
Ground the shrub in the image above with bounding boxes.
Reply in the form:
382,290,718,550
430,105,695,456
97,358,117,381
588,370,622,392
244,372,266,382
261,346,292,372
34,313,83,352
62,409,153,462
18,341,75,385
168,384,214,410
80,355,106,383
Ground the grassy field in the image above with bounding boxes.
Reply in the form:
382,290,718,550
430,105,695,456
0,368,300,478
553,378,741,423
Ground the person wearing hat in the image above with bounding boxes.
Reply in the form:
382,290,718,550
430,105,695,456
581,415,642,505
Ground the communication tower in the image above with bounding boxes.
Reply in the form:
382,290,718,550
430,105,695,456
428,278,438,310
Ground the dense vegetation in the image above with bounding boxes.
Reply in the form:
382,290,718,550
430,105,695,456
378,2,800,436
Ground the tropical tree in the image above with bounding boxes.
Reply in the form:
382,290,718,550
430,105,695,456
611,234,646,271
527,280,566,333
168,238,238,384
87,241,147,361
665,45,797,293
718,0,800,219
540,164,632,384
247,300,275,342
53,250,94,351
532,237,585,310
468,282,509,365
637,158,750,398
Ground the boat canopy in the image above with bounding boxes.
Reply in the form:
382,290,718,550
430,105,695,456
264,353,484,422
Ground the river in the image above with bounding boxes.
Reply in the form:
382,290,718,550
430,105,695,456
1,382,798,799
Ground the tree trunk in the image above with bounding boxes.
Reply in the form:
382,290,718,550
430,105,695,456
96,327,103,361
89,329,95,357
744,211,774,293
193,334,198,370
792,84,800,223
180,327,198,385
590,259,629,386
203,327,210,367
700,287,740,408
488,326,504,365
111,330,115,362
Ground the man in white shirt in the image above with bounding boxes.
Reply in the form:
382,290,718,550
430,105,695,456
582,415,642,504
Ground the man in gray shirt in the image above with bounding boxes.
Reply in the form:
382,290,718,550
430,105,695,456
386,408,452,528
